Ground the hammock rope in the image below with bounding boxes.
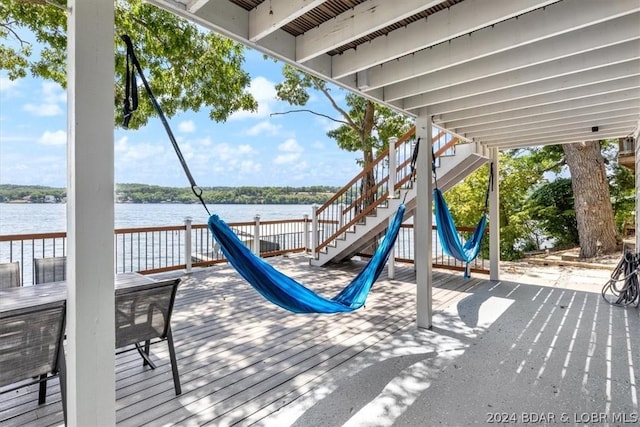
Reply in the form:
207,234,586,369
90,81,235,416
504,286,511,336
121,34,406,314
433,158,493,279
601,252,640,307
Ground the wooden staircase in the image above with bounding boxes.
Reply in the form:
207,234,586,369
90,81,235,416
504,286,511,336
310,126,489,267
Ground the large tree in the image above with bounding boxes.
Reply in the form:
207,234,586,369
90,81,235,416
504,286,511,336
1,0,257,128
563,141,619,257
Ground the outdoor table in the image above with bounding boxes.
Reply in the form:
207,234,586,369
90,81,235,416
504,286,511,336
0,273,172,315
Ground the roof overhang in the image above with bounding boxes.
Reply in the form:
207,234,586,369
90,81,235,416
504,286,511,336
147,0,640,149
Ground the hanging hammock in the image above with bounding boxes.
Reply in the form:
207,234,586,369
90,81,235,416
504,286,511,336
121,34,406,314
208,205,405,313
433,155,493,279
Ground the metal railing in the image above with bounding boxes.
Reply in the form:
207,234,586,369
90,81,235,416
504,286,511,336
0,213,488,287
0,216,311,285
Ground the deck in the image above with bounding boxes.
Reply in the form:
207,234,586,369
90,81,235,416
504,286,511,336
1,254,637,426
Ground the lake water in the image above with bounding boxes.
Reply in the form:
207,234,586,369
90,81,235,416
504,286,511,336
0,203,315,235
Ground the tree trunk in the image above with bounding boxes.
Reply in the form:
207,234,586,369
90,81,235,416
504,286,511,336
563,141,619,257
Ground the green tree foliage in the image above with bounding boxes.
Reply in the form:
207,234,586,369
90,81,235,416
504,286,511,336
446,139,634,259
445,150,558,260
0,184,339,204
603,144,635,232
1,0,257,128
526,178,578,248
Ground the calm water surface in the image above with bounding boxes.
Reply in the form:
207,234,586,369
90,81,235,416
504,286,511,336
0,203,314,235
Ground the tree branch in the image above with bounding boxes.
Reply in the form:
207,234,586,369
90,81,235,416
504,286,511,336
309,75,359,130
270,109,349,125
0,22,31,47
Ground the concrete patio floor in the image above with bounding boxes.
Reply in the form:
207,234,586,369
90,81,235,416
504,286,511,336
1,254,637,426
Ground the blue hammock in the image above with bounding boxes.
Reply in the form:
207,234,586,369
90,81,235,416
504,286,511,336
207,204,406,314
120,35,405,314
433,188,487,279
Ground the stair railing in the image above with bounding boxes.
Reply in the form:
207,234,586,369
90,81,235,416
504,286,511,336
310,125,471,259
311,127,414,258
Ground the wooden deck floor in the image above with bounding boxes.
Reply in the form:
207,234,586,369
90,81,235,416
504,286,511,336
1,255,637,426
1,256,480,426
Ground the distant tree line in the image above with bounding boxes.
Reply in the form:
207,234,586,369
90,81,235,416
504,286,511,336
0,184,340,205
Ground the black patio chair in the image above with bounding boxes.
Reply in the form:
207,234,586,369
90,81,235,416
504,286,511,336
0,299,67,423
0,262,21,289
115,278,182,395
34,256,66,284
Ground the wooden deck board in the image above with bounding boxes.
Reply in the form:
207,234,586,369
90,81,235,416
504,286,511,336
3,255,610,427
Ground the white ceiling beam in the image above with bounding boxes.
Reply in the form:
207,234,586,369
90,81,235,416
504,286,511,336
406,61,640,113
295,0,442,63
443,90,640,129
454,100,640,135
384,40,640,102
426,77,640,121
482,123,636,147
249,0,327,42
469,113,640,141
186,0,208,12
484,130,632,149
331,0,639,79
147,0,335,83
360,12,640,92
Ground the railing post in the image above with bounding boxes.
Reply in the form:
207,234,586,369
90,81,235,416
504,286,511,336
311,205,318,260
303,214,310,252
338,203,345,237
389,137,397,198
253,214,261,256
184,217,192,273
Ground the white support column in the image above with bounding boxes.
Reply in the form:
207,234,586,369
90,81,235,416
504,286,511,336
67,0,115,424
489,148,501,280
185,217,192,273
415,111,433,329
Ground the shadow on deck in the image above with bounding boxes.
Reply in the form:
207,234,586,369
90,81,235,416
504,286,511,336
1,255,637,426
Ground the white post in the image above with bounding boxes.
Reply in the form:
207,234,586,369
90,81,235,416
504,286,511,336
67,0,115,424
312,205,319,259
489,148,501,280
338,203,346,238
415,111,433,329
388,137,397,198
253,214,261,256
303,214,310,252
184,217,192,273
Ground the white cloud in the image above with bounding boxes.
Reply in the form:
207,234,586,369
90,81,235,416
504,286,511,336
42,82,66,103
23,82,66,117
178,120,196,133
229,76,281,120
0,77,20,93
278,138,303,153
239,160,262,175
23,103,63,117
237,144,255,154
312,140,326,149
245,121,282,136
274,138,303,164
38,130,67,146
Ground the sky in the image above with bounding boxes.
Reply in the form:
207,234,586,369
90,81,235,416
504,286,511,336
0,42,362,189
